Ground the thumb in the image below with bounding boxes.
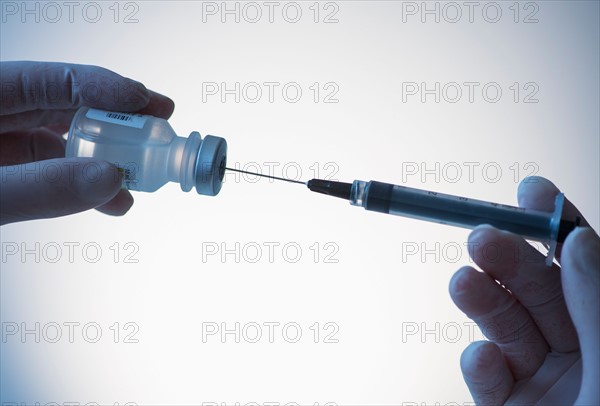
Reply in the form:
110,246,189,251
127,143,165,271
0,157,123,225
561,227,600,405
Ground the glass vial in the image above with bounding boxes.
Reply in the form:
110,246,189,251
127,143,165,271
66,107,227,196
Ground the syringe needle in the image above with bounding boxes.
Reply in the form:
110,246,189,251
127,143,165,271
225,167,306,185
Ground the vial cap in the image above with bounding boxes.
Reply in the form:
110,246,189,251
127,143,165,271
194,135,227,196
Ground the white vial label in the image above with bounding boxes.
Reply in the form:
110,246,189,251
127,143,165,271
86,108,148,129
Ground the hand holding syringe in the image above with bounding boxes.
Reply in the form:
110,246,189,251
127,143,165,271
228,168,599,405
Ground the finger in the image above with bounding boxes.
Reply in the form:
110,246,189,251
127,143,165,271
517,176,590,260
0,61,149,116
0,129,135,218
450,266,549,380
0,91,175,133
0,128,65,165
44,124,70,136
460,341,514,406
561,228,600,405
0,158,123,225
0,109,77,133
95,188,134,216
468,225,579,353
135,89,175,119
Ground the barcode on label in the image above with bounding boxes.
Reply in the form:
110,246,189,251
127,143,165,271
106,112,133,122
86,108,148,129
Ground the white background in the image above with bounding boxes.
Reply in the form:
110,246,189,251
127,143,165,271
1,1,599,405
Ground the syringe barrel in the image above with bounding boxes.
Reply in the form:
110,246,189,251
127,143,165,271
351,180,571,244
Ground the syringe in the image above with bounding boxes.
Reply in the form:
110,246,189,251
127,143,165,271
307,178,580,266
224,167,579,266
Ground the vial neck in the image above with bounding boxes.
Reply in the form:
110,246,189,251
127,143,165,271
174,131,203,192
167,136,188,183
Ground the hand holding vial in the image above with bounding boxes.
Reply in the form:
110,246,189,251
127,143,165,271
0,61,174,225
